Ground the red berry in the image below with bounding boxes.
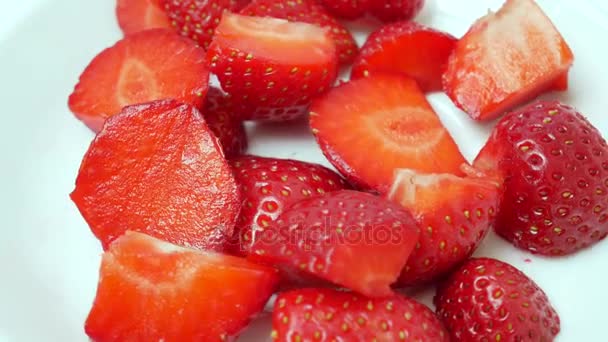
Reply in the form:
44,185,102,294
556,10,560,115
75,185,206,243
273,288,449,341
435,258,560,341
370,0,424,22
250,190,420,297
116,0,171,35
71,100,241,251
202,88,247,157
317,0,372,20
475,100,608,255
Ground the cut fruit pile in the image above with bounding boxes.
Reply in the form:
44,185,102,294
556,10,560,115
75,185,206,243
66,0,607,340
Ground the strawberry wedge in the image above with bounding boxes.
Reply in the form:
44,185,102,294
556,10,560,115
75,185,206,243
443,0,574,121
116,0,171,35
85,232,278,341
310,74,466,193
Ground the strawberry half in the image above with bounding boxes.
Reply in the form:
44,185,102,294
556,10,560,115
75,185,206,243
71,100,241,251
208,13,339,121
370,0,424,23
273,288,449,341
229,156,349,256
250,190,420,297
203,87,247,157
116,0,171,35
240,0,358,65
351,21,456,92
68,29,208,132
387,168,500,286
310,74,466,193
160,0,248,49
85,232,278,342
318,0,371,20
435,258,560,341
443,0,574,121
474,100,608,256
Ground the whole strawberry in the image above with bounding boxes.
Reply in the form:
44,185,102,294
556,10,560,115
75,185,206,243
318,0,371,20
273,288,449,341
435,258,560,341
371,0,425,22
202,87,247,157
475,100,608,255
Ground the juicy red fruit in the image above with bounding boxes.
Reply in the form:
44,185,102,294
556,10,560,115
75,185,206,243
273,288,449,341
71,100,241,251
85,232,278,342
318,0,371,19
202,87,247,157
116,0,171,35
240,0,358,65
387,168,500,286
208,13,339,121
435,258,560,341
370,0,425,22
250,190,420,297
352,21,456,92
229,156,349,255
68,29,208,132
475,100,608,256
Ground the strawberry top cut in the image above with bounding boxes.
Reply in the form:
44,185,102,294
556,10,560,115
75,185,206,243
443,0,573,121
310,74,466,193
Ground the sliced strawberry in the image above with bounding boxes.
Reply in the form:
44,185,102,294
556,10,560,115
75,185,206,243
160,0,248,49
318,0,371,20
116,0,171,35
435,258,560,341
273,288,449,341
370,0,424,22
229,156,349,256
310,74,466,193
443,0,574,121
85,231,278,341
240,0,358,65
474,100,608,256
250,190,420,297
387,168,500,286
71,100,241,251
68,29,208,132
208,13,339,121
352,21,456,92
203,87,247,157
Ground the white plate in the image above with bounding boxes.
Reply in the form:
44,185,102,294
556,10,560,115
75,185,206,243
1,0,607,341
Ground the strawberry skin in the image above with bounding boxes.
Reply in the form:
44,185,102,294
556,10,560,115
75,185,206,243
208,13,338,121
71,100,241,251
229,156,349,255
160,0,248,49
387,168,500,286
351,21,456,92
318,0,371,20
116,0,171,35
273,288,449,341
85,232,278,342
443,0,573,121
370,0,424,23
203,87,247,157
435,258,560,341
475,100,608,256
250,190,420,297
240,0,358,65
310,74,466,193
68,29,208,132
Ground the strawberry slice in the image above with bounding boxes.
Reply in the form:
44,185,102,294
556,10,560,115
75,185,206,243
85,231,278,342
250,190,420,297
71,100,241,251
435,258,560,341
116,0,171,35
310,74,466,193
387,168,500,286
443,0,574,121
229,156,349,256
160,0,248,49
208,13,339,121
318,0,371,20
203,87,247,157
370,0,424,22
351,21,456,92
240,0,358,65
273,288,449,341
68,29,209,132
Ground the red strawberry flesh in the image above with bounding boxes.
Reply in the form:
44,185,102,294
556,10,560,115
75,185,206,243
116,0,171,35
